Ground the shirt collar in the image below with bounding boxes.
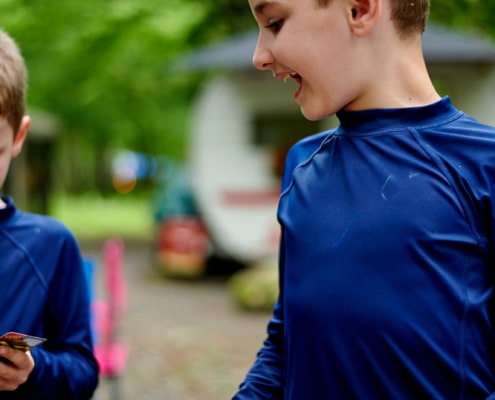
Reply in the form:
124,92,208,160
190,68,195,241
335,96,460,135
0,196,16,222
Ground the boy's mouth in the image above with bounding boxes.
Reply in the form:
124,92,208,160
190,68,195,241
274,71,301,83
290,73,302,86
273,71,303,100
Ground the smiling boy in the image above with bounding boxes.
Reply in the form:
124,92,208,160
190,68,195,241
233,0,495,398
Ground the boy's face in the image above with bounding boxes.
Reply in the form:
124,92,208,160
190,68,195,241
0,116,28,192
249,0,370,120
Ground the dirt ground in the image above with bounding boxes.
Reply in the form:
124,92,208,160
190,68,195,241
81,239,271,400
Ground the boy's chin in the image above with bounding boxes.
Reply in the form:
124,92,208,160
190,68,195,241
300,105,333,122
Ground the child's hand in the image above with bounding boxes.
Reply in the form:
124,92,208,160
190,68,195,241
0,345,34,391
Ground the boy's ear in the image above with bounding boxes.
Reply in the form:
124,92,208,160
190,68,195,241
11,116,30,158
347,0,381,37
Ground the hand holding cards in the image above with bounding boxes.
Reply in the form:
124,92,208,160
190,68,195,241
0,333,38,390
0,332,46,352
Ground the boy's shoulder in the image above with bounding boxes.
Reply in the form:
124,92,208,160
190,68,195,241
281,129,335,189
457,112,495,135
3,205,76,244
0,197,77,243
421,110,495,150
17,210,73,236
287,130,334,166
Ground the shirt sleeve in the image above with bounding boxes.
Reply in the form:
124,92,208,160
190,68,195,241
232,302,285,399
232,233,286,399
18,233,99,399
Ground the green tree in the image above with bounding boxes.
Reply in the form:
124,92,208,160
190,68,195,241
0,0,216,192
430,0,495,39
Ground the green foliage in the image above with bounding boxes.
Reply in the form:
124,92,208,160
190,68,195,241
430,0,495,39
0,0,229,193
183,0,257,45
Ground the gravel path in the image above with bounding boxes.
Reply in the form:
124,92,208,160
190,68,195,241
82,240,271,400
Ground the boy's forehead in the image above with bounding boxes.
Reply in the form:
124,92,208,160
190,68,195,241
249,0,277,14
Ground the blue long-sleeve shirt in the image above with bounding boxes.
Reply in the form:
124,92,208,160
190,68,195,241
233,97,495,399
0,196,98,399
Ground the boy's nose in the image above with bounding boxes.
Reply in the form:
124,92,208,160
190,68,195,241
252,38,273,71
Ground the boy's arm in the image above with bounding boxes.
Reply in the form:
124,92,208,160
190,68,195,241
21,236,98,399
232,136,318,399
232,232,287,399
232,300,285,399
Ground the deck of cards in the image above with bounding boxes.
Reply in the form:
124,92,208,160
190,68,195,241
0,332,46,351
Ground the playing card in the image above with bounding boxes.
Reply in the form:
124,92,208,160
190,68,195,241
0,332,46,351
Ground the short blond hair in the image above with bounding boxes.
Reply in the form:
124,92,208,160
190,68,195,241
0,30,27,135
317,0,430,37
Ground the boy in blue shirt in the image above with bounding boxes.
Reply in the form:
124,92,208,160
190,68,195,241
234,0,495,398
0,30,98,399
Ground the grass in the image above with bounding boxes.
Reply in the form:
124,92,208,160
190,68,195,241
51,193,155,242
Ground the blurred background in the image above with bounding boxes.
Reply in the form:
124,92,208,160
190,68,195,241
1,0,495,399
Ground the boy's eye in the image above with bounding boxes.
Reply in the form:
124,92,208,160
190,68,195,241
265,19,283,33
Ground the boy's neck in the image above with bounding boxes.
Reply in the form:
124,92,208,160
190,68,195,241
0,197,6,209
346,24,441,111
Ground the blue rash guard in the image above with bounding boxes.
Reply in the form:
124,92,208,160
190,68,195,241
0,196,98,399
233,97,495,399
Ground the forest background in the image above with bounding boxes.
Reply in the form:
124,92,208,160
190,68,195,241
0,0,494,237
